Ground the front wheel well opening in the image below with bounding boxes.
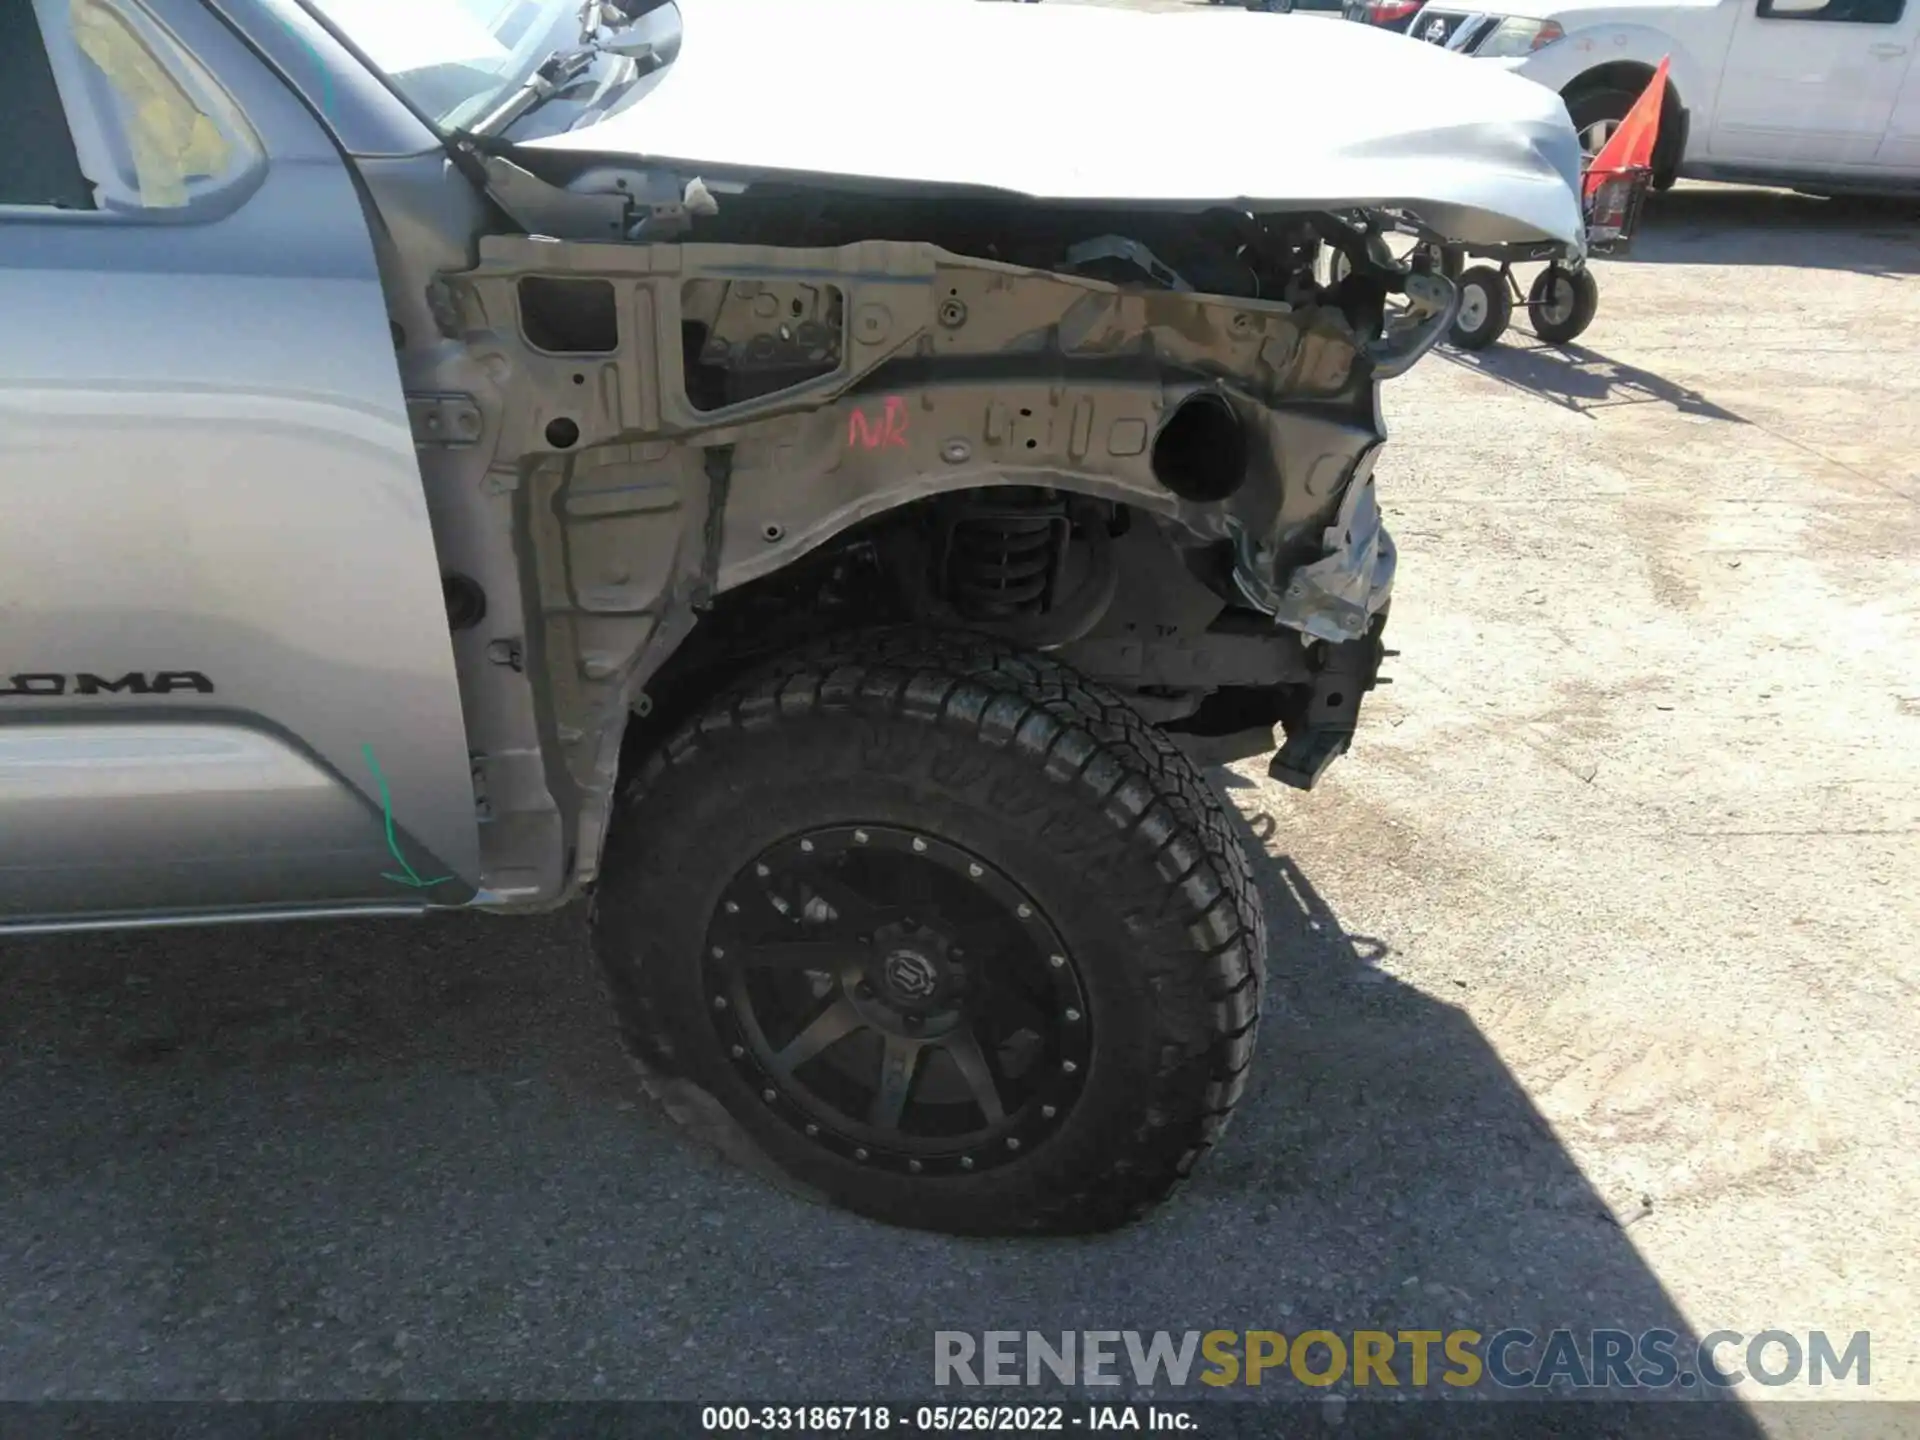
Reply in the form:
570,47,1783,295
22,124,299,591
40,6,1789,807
613,488,1206,780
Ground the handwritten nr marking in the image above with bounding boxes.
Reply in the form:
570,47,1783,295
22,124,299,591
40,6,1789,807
847,396,909,451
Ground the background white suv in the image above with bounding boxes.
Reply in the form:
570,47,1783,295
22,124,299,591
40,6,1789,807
1410,0,1920,194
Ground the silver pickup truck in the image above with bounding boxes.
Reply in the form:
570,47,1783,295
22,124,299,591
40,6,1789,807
1,0,1581,1233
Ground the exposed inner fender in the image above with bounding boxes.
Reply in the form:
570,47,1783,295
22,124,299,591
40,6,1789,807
446,233,1399,892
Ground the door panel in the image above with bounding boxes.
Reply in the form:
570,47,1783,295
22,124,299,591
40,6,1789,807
0,0,479,925
1712,0,1915,164
1873,45,1920,164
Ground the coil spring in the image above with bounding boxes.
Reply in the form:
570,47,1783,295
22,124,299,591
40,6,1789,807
943,495,1068,621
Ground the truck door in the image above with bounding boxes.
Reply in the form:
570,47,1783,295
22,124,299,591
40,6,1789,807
0,0,480,927
1711,0,1914,165
1871,36,1920,164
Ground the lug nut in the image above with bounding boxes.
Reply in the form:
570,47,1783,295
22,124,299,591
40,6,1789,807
854,1148,869,1162
731,1044,745,1058
968,863,983,878
724,900,740,914
805,1123,820,1137
912,837,928,853
1042,1104,1057,1119
1066,1008,1081,1022
755,863,771,878
762,1088,777,1102
711,947,725,960
1049,955,1065,969
855,830,870,844
1017,905,1032,919
960,1156,975,1170
908,1159,923,1174
1006,1137,1021,1151
800,839,815,853
712,995,728,1010
1061,1060,1078,1074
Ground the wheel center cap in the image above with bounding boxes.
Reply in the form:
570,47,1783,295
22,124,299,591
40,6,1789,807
881,948,941,1004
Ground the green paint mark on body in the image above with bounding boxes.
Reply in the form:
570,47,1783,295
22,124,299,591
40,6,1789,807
362,743,455,889
267,9,337,120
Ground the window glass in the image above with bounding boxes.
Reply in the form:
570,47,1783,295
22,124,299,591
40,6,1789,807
18,0,265,217
1757,0,1904,22
0,6,96,209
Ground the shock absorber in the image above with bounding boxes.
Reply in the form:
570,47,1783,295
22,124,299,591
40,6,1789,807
940,489,1070,622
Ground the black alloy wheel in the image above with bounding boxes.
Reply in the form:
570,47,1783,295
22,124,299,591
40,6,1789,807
705,824,1092,1175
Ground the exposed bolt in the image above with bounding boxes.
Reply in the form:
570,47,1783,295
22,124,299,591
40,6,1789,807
730,1044,745,1058
968,863,984,878
1066,1008,1082,1022
854,1148,870,1162
854,830,870,844
712,995,728,1010
762,1088,777,1102
1062,1060,1078,1074
912,837,929,853
1041,1104,1057,1119
960,1156,975,1171
800,839,815,853
908,1159,923,1174
711,947,725,960
1006,1137,1021,1151
1049,954,1066,969
724,900,740,914
1017,904,1033,919
756,863,771,878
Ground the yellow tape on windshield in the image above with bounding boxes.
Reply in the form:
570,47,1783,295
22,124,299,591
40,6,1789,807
70,0,230,209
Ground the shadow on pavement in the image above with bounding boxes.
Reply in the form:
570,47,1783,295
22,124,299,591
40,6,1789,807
1621,184,1920,275
0,811,1765,1434
1438,336,1744,422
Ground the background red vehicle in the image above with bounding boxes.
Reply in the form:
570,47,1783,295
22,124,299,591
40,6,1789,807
1343,0,1424,32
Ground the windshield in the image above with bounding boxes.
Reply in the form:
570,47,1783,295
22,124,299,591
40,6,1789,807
299,0,581,129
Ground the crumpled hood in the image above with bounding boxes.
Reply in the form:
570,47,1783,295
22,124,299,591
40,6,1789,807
524,0,1586,249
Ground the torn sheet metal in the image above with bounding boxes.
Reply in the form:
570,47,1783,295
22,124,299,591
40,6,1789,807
1260,473,1397,645
71,0,229,209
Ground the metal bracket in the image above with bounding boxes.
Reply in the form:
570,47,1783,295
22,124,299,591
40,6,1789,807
407,393,483,448
1269,618,1388,791
478,154,630,241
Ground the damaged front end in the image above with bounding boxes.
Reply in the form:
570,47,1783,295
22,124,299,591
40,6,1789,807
431,161,1456,899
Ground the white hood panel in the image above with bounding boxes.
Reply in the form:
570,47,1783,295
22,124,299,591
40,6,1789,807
527,0,1586,248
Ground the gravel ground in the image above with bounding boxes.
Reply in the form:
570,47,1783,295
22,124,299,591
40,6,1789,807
3,180,1916,1426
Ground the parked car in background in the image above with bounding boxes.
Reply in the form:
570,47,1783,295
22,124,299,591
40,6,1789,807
1345,0,1426,33
1405,0,1920,192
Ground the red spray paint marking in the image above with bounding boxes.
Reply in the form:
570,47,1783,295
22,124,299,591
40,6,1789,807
847,396,909,451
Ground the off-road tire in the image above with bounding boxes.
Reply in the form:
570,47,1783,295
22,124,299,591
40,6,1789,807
590,627,1267,1235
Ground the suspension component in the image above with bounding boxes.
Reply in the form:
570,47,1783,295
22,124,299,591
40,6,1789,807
939,489,1070,622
